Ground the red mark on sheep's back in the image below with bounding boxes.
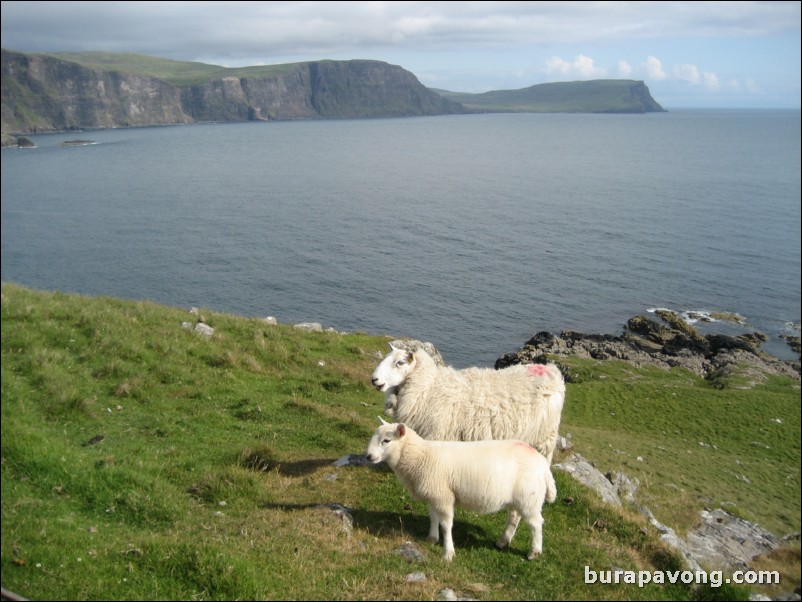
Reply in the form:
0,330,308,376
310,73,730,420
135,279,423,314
514,441,537,454
527,364,549,377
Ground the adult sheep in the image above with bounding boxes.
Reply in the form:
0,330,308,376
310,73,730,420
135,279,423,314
371,345,566,464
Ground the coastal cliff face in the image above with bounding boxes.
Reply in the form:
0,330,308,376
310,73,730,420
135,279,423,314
182,59,462,122
1,50,192,131
1,50,465,134
306,60,461,118
624,80,665,113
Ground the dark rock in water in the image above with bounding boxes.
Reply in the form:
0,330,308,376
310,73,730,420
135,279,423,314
496,311,800,381
708,332,765,354
780,334,801,354
627,314,671,338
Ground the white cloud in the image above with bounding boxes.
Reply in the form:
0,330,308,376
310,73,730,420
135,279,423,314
544,54,606,78
617,60,632,77
574,54,605,77
643,56,668,80
546,56,571,75
674,63,701,85
545,56,572,75
703,72,720,90
671,63,721,90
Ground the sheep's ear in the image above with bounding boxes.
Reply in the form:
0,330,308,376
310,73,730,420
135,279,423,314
378,416,389,426
396,424,406,437
388,342,398,351
406,351,415,363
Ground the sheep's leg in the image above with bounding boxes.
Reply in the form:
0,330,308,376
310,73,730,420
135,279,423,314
426,505,440,543
435,505,456,562
525,510,545,560
496,509,521,550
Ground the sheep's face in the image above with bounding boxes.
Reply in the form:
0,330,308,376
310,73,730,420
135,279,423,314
371,347,415,392
366,421,406,464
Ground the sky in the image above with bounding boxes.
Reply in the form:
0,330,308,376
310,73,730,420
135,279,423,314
2,1,800,109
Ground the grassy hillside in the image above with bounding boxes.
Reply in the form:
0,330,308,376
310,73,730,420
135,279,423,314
435,80,664,113
40,51,300,87
2,283,798,600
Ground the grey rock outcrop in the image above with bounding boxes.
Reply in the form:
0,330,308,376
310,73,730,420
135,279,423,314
553,454,784,575
553,453,622,507
685,509,782,572
496,312,799,381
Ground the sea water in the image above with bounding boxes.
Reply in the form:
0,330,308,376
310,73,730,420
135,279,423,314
2,110,800,367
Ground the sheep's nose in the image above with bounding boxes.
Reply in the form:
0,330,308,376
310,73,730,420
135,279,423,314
371,377,382,389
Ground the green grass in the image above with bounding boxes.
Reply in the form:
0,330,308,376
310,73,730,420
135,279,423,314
556,360,801,537
2,282,798,600
39,51,301,87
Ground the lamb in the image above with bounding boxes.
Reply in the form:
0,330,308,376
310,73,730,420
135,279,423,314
366,418,557,561
371,344,566,464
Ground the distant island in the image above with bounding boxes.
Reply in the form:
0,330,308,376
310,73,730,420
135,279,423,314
1,49,665,140
434,79,666,114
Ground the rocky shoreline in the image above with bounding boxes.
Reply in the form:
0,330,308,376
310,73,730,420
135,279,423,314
273,307,801,383
494,309,800,383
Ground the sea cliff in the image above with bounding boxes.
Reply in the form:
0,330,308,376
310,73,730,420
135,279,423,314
1,49,465,134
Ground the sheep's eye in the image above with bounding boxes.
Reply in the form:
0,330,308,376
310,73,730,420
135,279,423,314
382,438,391,445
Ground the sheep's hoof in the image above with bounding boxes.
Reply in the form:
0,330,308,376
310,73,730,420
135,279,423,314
495,539,509,550
526,551,542,561
426,535,438,544
443,552,455,562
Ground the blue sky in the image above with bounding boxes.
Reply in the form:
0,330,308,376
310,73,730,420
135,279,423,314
2,1,800,109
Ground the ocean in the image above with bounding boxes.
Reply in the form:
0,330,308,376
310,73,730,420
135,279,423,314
2,110,800,368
